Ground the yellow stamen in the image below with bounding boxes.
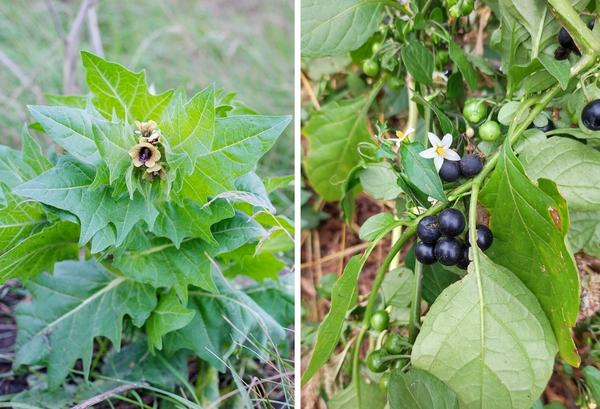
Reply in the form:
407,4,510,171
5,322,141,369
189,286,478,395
435,145,446,156
395,130,406,140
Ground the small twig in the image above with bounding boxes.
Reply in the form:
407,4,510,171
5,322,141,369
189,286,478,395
86,5,104,57
301,71,321,110
64,0,98,94
44,0,65,37
71,382,148,409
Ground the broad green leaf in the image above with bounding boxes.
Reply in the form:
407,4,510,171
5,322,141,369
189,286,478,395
147,290,195,350
412,249,558,409
151,199,234,248
162,87,215,174
359,163,403,200
14,158,157,246
245,280,295,327
163,266,286,370
21,129,52,175
0,221,79,283
520,137,600,211
82,51,174,122
0,188,47,251
93,121,135,186
15,261,157,389
381,267,414,309
0,146,35,188
179,115,290,204
400,142,446,202
114,212,265,302
583,366,600,403
209,172,275,212
388,368,459,409
406,246,462,304
538,55,570,90
479,142,580,366
302,255,362,385
222,244,284,282
28,105,101,165
520,137,600,257
304,96,372,201
301,0,384,58
103,340,188,391
44,94,88,108
448,41,477,90
329,379,386,409
263,174,294,193
402,42,434,85
359,212,397,241
569,209,600,258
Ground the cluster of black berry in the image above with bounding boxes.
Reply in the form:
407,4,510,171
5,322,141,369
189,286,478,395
415,208,493,269
438,154,483,183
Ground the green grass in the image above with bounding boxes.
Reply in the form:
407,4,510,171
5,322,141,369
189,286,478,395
0,0,293,175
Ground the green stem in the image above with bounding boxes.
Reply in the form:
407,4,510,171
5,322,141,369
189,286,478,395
548,0,600,55
408,261,423,344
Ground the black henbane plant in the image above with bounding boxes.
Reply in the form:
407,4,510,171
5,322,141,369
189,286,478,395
0,51,292,393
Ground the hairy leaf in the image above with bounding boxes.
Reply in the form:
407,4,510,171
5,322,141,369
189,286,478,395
28,105,101,165
15,261,157,389
179,115,290,204
0,221,79,283
151,199,234,248
0,146,35,188
147,290,195,350
114,212,265,302
162,87,215,174
412,249,557,409
304,96,371,201
163,266,286,370
21,130,52,175
82,51,174,122
0,188,47,251
388,369,459,409
301,0,384,58
480,143,580,365
14,158,157,246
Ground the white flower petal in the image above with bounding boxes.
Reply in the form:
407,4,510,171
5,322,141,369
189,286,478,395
444,149,461,161
433,156,444,171
441,133,453,148
419,147,437,159
427,132,441,147
405,127,415,135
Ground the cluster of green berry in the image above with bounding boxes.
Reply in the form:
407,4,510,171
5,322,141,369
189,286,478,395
365,310,411,388
414,208,493,268
444,0,474,19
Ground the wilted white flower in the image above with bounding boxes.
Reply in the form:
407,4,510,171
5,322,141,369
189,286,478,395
419,132,460,171
389,127,415,147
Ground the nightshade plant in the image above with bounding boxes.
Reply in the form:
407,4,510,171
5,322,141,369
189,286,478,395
0,52,293,403
302,0,600,408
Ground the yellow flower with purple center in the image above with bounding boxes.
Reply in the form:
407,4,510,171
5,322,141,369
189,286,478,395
128,141,161,168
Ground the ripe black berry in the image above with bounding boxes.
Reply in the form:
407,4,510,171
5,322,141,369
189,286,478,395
417,216,441,243
460,154,483,177
589,19,596,30
439,160,461,182
558,27,576,50
415,242,436,265
582,99,600,130
457,245,470,269
438,208,465,237
467,224,494,251
554,46,570,60
434,237,463,266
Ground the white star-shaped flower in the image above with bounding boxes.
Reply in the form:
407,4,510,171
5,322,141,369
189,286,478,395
419,132,460,171
389,127,415,147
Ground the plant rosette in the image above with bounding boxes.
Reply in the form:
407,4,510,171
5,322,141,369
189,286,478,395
0,52,293,394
